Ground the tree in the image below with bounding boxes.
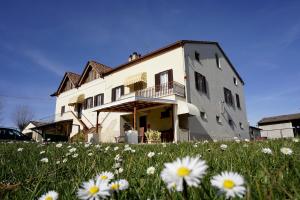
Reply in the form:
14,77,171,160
12,105,34,131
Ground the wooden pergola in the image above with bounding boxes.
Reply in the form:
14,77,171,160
94,100,175,133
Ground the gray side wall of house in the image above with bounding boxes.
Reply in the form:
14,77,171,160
183,43,249,140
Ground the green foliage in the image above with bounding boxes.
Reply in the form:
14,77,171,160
0,139,299,199
144,129,161,142
71,131,85,143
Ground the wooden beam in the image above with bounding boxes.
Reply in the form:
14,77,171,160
133,106,137,130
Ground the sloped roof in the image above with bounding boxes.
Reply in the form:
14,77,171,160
103,40,245,85
30,121,49,127
77,60,112,86
67,72,81,85
51,72,80,96
258,113,300,125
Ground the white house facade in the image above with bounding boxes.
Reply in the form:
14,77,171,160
39,40,249,143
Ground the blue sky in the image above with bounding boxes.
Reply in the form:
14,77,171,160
0,0,299,127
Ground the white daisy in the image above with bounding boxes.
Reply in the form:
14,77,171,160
84,143,91,148
147,152,155,158
96,171,114,182
77,179,110,200
56,143,63,148
292,138,299,143
114,146,119,151
105,146,110,151
38,190,58,200
244,139,250,142
162,143,167,148
146,166,156,175
56,161,61,165
62,158,67,163
280,147,293,155
114,154,122,162
213,139,218,143
211,171,246,199
17,148,23,152
72,153,79,158
69,148,76,153
235,139,241,143
203,140,209,144
109,179,129,191
131,149,136,153
40,150,46,154
261,148,272,154
40,158,49,163
115,168,124,174
160,156,208,191
88,153,93,156
193,144,198,148
220,144,228,150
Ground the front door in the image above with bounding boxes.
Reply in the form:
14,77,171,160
139,116,147,132
77,103,82,119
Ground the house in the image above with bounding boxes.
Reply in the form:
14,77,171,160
258,113,300,139
22,121,46,142
40,40,249,143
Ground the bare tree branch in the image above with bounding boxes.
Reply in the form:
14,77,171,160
11,105,34,131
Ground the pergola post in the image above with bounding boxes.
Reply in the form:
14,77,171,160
96,111,99,133
133,106,137,130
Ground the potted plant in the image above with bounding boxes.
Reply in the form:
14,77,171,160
145,129,161,144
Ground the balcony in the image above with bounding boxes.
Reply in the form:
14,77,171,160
134,81,185,99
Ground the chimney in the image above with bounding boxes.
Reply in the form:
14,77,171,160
128,52,141,62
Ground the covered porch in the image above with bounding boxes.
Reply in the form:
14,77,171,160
94,97,177,143
32,119,73,142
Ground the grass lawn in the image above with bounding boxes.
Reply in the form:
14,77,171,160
1,139,299,199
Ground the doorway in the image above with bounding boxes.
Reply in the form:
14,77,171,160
77,103,82,119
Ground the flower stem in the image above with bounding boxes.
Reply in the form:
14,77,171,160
183,179,188,200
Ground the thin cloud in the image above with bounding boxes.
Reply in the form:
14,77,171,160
23,49,66,76
280,22,300,48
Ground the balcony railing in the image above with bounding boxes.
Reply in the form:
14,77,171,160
135,81,185,98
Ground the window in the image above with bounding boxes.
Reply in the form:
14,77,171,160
84,97,93,109
215,53,221,68
61,106,65,116
111,85,124,102
195,51,200,62
236,94,241,109
229,119,234,127
239,122,244,129
200,112,207,120
233,77,238,86
195,72,207,94
160,71,168,85
94,94,104,107
216,115,222,124
224,87,234,106
155,69,173,91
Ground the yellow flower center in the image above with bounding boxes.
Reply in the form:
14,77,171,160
89,186,99,195
101,175,108,180
223,179,235,189
111,183,120,190
177,167,190,177
45,196,53,200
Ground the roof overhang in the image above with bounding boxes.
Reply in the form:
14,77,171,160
31,119,73,130
93,96,175,113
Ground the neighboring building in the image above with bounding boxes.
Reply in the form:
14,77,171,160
258,113,300,139
249,126,263,140
44,40,248,143
22,121,46,142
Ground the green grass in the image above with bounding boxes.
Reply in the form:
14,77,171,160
0,139,299,199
